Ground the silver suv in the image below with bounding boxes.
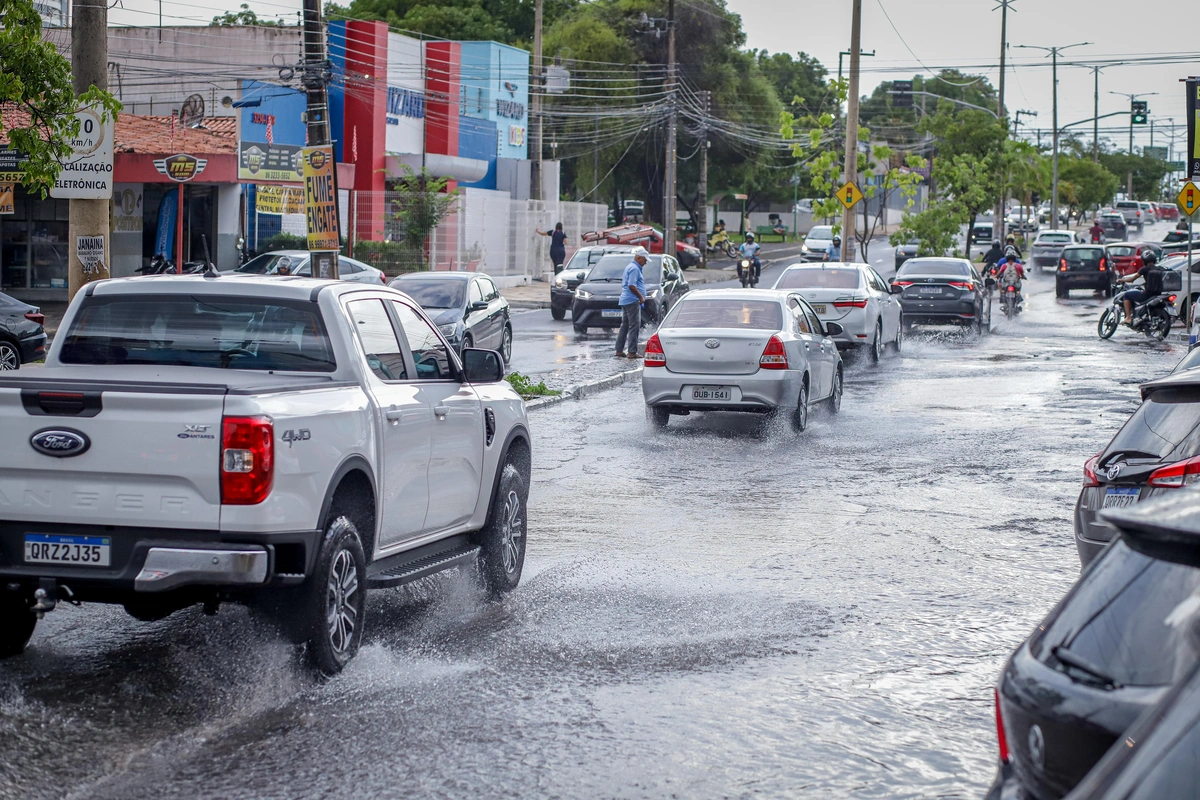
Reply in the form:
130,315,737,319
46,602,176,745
1114,200,1145,231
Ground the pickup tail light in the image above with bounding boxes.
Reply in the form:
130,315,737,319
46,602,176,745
832,297,869,308
221,416,274,504
759,335,789,370
24,312,45,326
1083,453,1102,487
643,333,666,367
1147,456,1200,488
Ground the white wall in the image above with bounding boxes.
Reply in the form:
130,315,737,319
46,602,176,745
386,32,424,156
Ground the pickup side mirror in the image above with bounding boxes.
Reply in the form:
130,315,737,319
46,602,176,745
462,348,505,383
890,282,904,294
469,300,489,312
824,321,844,336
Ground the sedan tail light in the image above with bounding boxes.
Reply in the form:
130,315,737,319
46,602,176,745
24,312,45,326
832,296,869,309
948,281,974,290
759,335,789,370
892,280,914,288
643,333,666,367
1147,456,1200,488
1083,453,1102,487
221,416,274,504
995,689,1010,764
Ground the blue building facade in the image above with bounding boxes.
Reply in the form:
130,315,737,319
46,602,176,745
459,41,529,162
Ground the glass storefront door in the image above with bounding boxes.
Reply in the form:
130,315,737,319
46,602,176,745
1,190,69,291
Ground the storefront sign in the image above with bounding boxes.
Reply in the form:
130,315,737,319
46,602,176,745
303,146,340,250
0,147,29,183
50,107,114,199
76,235,107,275
255,185,306,215
239,142,302,183
1189,80,1200,180
153,153,208,182
387,87,425,120
112,184,143,233
496,99,526,120
508,126,525,146
0,183,13,215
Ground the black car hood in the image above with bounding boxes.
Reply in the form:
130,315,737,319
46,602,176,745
428,307,465,326
577,280,648,296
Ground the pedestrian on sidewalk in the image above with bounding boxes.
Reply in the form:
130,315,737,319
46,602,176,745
536,222,569,273
615,246,648,358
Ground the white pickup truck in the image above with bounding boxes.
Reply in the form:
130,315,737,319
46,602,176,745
0,274,531,673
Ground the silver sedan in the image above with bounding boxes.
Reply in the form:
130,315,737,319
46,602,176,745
641,289,844,431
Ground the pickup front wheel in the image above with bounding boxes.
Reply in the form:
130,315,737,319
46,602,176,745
0,589,36,658
477,463,528,598
303,514,366,675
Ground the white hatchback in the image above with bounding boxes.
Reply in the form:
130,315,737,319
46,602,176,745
800,225,836,261
772,263,903,361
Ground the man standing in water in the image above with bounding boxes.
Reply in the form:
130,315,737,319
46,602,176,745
615,247,648,358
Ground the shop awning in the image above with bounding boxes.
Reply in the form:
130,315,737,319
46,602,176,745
386,153,489,183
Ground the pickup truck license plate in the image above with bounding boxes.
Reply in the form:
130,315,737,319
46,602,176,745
691,386,732,401
1102,487,1140,509
24,534,111,567
811,304,826,314
601,309,622,318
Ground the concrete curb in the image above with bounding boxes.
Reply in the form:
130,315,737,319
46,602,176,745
525,366,643,411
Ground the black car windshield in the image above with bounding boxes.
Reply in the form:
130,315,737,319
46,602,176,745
667,298,783,330
777,267,861,290
896,260,969,277
396,279,467,309
1031,540,1200,687
59,295,337,371
586,254,663,284
1104,387,1200,462
235,253,306,275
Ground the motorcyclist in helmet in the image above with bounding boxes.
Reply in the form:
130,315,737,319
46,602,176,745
1117,249,1165,325
825,235,842,262
738,232,762,282
1004,234,1024,260
996,253,1026,306
1089,219,1105,243
981,239,1004,272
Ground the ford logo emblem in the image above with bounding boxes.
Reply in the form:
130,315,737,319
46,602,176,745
704,338,721,349
30,428,90,458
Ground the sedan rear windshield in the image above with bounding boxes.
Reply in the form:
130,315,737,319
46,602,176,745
1038,234,1072,243
1065,248,1104,261
776,268,861,290
396,279,466,309
896,260,969,277
1104,387,1200,462
667,298,783,330
59,295,336,371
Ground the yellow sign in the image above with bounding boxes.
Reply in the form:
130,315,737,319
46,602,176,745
836,181,863,210
0,183,12,215
302,146,340,251
256,185,306,216
1178,181,1200,219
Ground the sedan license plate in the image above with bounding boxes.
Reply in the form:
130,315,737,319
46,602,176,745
601,309,622,318
24,534,111,567
691,386,732,401
1102,487,1140,509
917,286,942,295
811,304,826,314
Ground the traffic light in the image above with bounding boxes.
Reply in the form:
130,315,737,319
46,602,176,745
1131,100,1148,125
892,80,913,108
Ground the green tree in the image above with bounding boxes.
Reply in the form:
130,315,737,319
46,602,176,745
211,3,293,26
1056,156,1120,217
1098,150,1171,201
325,0,578,47
389,166,459,268
756,50,836,119
1,0,119,194
921,105,1006,257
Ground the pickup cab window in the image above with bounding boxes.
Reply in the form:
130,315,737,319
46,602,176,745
347,299,407,381
59,295,336,371
391,301,454,380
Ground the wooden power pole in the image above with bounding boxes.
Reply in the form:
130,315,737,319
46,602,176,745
67,0,110,300
698,91,709,269
530,0,543,202
302,0,337,277
663,0,677,257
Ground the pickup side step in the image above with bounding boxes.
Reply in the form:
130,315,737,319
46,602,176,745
366,535,480,589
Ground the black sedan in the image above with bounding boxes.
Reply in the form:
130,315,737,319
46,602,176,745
389,272,512,364
890,257,991,333
893,239,919,271
551,245,631,320
0,290,47,370
571,253,690,335
1056,245,1115,298
988,491,1200,800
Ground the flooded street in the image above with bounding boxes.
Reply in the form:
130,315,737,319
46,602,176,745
0,270,1186,799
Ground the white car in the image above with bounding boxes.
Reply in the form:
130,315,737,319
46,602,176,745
641,289,844,431
772,263,903,361
0,274,530,674
800,225,836,262
230,251,387,285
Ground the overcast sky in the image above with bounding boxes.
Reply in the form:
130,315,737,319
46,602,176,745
727,0,1197,156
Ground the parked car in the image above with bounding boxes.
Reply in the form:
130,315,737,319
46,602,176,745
1056,245,1115,298
230,251,387,285
890,257,991,333
390,271,512,363
990,489,1200,800
0,290,47,370
1073,368,1200,566
772,263,902,360
621,199,644,221
1098,213,1129,242
800,225,837,262
893,239,920,271
1104,242,1163,278
0,274,530,674
1115,200,1145,231
641,289,844,431
550,245,630,321
571,253,690,335
1031,230,1080,270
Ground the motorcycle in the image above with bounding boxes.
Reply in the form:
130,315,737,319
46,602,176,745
1098,290,1178,341
707,229,739,259
136,253,174,275
737,257,760,288
1000,283,1021,320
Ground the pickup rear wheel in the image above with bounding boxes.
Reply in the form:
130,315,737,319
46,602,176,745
302,514,366,675
477,463,528,598
0,589,36,658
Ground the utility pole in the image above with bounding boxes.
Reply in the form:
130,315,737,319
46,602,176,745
1017,41,1089,233
592,104,599,201
698,90,709,269
993,0,1014,245
1090,66,1102,161
530,0,543,202
302,0,337,277
840,0,862,263
68,0,109,300
663,0,677,258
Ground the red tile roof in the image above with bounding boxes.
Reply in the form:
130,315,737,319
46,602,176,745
2,107,238,154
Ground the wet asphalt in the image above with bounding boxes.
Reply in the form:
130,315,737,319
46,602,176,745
0,223,1189,799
